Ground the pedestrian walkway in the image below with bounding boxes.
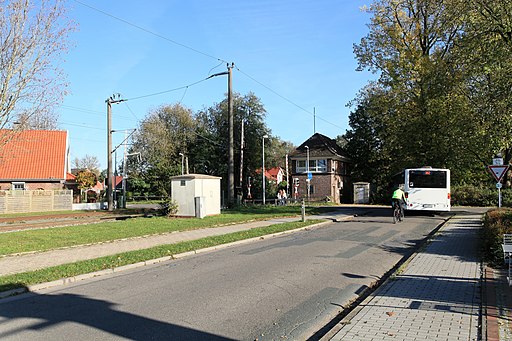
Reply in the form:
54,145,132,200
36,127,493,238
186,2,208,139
327,215,482,341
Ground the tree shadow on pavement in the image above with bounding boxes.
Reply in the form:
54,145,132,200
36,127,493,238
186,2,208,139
0,292,233,341
372,274,480,316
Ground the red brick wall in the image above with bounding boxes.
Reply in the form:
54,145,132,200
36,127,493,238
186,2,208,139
0,181,64,191
290,158,349,203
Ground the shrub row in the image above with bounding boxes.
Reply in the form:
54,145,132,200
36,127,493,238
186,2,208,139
451,185,511,207
482,208,512,267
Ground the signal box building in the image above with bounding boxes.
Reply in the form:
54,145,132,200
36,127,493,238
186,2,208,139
289,133,351,203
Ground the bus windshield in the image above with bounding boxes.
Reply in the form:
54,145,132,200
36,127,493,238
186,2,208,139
408,170,447,189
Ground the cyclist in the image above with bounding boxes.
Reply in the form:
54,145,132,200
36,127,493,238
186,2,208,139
391,185,406,218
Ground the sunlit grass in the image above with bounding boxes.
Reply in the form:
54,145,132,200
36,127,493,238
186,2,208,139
0,220,320,292
0,205,329,256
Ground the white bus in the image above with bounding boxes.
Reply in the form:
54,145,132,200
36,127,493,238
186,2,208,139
398,167,451,212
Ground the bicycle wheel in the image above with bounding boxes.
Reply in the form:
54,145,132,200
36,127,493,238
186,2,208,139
393,206,399,224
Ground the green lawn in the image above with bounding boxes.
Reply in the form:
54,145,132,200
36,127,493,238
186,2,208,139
0,205,334,293
0,205,327,256
0,219,322,292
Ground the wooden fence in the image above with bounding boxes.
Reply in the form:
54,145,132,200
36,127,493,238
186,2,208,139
0,190,73,214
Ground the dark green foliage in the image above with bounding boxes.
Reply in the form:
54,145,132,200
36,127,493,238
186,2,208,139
483,209,512,266
345,0,512,192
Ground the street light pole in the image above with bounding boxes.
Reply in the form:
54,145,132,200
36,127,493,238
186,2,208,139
262,134,268,205
179,153,184,175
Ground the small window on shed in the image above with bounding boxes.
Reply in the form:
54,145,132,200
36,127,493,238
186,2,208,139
180,180,186,186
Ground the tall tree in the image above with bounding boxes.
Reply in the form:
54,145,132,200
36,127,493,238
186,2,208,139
192,92,271,199
129,103,196,197
0,0,74,132
456,0,512,171
349,0,489,188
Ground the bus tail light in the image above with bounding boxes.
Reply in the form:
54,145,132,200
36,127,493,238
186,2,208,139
405,192,409,198
447,193,451,199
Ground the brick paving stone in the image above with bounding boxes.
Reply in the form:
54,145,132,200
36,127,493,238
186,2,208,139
330,215,481,341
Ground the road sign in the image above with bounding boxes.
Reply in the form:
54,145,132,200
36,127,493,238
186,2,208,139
493,157,504,166
488,165,509,182
497,182,503,189
307,172,312,180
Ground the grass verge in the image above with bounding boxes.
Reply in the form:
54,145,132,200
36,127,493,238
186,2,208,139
0,220,321,293
0,206,328,256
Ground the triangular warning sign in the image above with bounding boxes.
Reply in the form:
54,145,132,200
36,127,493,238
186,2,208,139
488,165,509,182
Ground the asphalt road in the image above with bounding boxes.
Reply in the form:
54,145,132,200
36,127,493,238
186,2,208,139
0,207,459,340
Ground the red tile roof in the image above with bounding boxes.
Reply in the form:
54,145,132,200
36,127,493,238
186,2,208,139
266,167,283,179
0,130,68,180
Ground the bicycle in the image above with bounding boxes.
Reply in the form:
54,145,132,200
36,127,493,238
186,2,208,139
392,200,404,224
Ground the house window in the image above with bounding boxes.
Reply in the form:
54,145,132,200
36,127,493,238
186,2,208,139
180,180,186,186
315,159,327,172
296,160,307,173
12,182,25,190
296,159,328,173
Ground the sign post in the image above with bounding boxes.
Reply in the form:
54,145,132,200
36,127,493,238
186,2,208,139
488,164,509,208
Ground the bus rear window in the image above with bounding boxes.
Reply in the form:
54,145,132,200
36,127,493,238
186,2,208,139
408,171,447,188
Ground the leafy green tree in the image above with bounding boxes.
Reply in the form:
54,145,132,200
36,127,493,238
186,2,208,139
192,92,272,199
129,103,196,197
454,0,512,184
76,170,97,202
347,0,499,191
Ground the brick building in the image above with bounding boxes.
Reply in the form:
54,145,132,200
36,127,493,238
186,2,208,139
289,133,351,203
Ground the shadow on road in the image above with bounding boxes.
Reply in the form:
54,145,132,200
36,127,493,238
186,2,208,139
0,292,233,341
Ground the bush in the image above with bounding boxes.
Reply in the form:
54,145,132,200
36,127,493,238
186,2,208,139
451,185,510,207
483,208,512,266
158,198,179,217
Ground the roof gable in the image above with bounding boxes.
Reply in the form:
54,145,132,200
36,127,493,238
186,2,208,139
0,130,68,180
290,133,350,160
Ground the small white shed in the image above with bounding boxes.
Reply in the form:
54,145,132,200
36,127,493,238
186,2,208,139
171,174,222,218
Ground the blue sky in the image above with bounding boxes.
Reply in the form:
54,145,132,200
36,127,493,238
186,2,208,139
60,0,373,169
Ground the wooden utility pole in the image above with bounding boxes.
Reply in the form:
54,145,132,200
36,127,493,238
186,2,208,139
205,63,235,206
239,119,245,200
227,63,235,206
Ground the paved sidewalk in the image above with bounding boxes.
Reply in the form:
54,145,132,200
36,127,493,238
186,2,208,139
327,215,482,341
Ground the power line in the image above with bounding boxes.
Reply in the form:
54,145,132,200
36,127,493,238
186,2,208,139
60,105,103,115
69,136,105,143
123,102,140,121
235,66,345,131
74,0,228,64
60,121,105,131
73,1,345,133
124,77,210,101
60,104,139,121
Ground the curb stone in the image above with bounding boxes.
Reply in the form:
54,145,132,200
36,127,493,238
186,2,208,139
0,219,335,299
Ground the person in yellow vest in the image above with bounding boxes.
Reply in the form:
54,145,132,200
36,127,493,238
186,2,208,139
391,185,406,217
